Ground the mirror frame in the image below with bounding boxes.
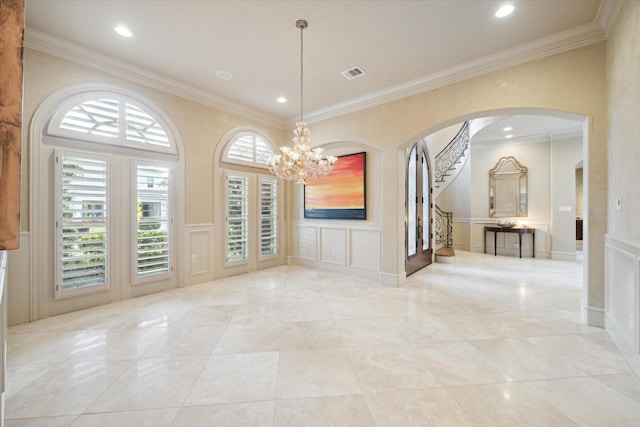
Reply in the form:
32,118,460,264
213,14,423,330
489,156,528,218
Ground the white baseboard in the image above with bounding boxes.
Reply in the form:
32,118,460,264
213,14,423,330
290,257,381,283
380,271,405,287
551,251,577,261
581,300,605,328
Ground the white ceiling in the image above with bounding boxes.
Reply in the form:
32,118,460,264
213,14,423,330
24,0,612,137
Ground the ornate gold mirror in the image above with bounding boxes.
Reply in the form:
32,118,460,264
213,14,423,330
489,156,527,218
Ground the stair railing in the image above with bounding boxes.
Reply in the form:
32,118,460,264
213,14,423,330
435,205,453,248
434,121,470,184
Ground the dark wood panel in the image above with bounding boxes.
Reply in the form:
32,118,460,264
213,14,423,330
0,0,25,250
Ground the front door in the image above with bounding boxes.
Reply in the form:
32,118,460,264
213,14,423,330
406,142,432,275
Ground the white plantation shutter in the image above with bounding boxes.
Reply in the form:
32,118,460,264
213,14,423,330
49,94,175,154
255,138,272,165
227,134,254,163
59,98,119,138
225,133,274,167
55,151,110,297
125,103,171,149
226,173,249,263
259,177,278,257
135,163,171,281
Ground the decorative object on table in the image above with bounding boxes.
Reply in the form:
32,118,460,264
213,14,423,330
267,19,337,184
304,152,366,220
497,220,517,228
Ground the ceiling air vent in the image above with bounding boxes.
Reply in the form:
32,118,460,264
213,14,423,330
342,67,365,80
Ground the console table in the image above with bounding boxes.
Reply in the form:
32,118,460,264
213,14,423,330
484,226,535,258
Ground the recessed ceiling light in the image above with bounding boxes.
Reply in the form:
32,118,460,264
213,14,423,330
215,70,233,80
495,4,514,18
503,126,513,132
276,96,287,103
505,134,514,139
114,25,133,38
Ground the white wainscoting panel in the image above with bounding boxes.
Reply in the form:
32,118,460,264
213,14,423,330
7,233,30,326
605,234,640,378
0,250,6,421
320,227,346,266
294,221,381,280
296,225,318,261
350,228,381,271
183,224,215,286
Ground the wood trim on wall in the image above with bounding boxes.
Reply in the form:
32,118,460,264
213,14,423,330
0,0,25,250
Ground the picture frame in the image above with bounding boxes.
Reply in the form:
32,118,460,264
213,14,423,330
304,151,366,220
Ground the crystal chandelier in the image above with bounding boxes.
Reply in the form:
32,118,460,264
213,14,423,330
267,19,337,185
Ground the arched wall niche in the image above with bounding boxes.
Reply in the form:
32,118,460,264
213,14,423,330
288,139,384,280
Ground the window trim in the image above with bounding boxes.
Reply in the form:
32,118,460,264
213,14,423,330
47,91,177,155
221,131,275,169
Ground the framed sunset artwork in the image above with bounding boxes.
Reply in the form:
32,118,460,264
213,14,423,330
304,152,366,220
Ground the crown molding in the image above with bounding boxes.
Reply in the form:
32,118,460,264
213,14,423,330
596,0,623,34
24,28,287,129
304,22,606,124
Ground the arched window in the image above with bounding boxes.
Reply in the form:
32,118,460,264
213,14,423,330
40,90,179,299
47,93,176,155
220,131,279,268
223,132,274,167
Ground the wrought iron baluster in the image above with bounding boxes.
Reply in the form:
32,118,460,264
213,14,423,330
434,121,470,184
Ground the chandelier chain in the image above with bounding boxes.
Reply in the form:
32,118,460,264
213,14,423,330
266,19,337,185
299,20,304,122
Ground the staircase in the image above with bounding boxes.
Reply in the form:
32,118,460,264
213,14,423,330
430,121,470,263
434,121,470,188
426,117,510,262
434,205,455,263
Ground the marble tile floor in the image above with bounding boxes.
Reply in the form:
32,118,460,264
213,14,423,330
6,250,640,426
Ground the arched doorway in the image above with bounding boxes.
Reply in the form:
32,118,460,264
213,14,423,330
400,109,590,317
405,140,432,275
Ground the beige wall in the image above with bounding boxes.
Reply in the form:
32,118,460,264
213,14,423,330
550,136,583,258
308,42,607,317
607,0,640,242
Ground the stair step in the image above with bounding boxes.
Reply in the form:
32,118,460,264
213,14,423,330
436,247,456,256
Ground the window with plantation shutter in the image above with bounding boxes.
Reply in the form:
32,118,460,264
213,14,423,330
225,173,249,264
40,88,180,305
224,132,274,167
59,98,120,139
126,103,171,149
259,176,278,258
135,162,171,281
48,93,175,154
55,151,110,297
